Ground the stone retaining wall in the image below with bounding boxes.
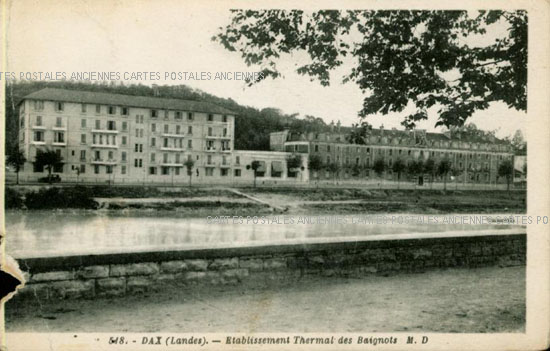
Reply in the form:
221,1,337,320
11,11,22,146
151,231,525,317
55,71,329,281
15,232,526,300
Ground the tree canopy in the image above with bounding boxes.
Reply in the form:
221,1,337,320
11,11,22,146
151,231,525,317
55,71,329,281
34,149,63,182
214,10,527,128
286,153,303,169
373,158,386,175
308,154,324,171
498,159,514,191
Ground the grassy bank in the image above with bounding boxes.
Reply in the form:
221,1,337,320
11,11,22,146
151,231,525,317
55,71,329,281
5,186,241,210
247,188,526,214
6,185,526,214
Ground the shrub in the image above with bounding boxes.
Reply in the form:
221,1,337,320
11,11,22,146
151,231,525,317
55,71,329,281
24,187,98,209
5,188,24,209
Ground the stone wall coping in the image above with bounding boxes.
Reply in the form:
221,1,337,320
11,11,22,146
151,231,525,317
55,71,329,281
16,229,525,273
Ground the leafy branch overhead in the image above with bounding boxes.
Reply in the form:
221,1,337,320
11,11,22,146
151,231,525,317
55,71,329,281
214,10,527,128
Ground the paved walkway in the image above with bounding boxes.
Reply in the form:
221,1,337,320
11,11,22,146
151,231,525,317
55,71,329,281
227,188,288,212
6,266,525,333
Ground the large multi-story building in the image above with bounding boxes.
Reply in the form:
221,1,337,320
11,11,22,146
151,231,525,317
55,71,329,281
18,88,239,183
270,128,515,185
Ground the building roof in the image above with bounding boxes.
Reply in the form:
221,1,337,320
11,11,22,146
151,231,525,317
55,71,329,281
285,127,509,146
22,88,236,115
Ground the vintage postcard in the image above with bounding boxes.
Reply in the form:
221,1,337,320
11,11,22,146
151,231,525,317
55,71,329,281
1,0,549,350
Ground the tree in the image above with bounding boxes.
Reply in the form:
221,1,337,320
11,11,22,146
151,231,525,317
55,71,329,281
287,153,304,180
373,158,385,177
346,121,373,144
7,147,26,185
351,163,363,177
437,159,452,191
423,158,436,188
215,10,526,128
510,129,526,155
74,167,81,183
458,123,497,140
34,149,63,184
498,159,514,191
391,159,406,189
248,160,261,187
286,153,303,170
308,154,324,181
184,159,195,187
326,162,341,182
450,167,462,190
407,160,424,185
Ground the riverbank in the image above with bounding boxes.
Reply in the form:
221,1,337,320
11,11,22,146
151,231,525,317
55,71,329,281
5,266,525,333
5,185,526,215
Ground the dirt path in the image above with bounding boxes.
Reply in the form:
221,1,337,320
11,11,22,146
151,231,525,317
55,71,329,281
6,266,524,333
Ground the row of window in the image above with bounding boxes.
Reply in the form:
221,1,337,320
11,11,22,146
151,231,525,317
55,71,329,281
29,116,229,140
301,133,509,151
44,147,241,166
323,153,503,169
32,100,230,123
311,143,508,159
31,131,230,153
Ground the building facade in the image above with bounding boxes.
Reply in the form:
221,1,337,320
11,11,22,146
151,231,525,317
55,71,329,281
272,128,515,185
18,88,241,184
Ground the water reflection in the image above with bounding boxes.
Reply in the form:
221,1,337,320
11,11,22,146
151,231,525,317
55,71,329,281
4,210,524,258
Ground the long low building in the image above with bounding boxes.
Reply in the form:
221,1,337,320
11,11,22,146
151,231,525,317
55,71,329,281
15,88,514,186
270,129,515,185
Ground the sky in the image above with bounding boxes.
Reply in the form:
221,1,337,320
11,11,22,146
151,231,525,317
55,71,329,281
6,0,526,138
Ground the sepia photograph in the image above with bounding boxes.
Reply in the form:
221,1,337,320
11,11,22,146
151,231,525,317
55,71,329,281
0,1,548,350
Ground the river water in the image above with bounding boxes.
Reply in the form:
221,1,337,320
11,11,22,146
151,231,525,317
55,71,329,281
4,210,524,258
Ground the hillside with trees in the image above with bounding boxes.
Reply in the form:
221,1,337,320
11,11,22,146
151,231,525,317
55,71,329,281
4,80,333,153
